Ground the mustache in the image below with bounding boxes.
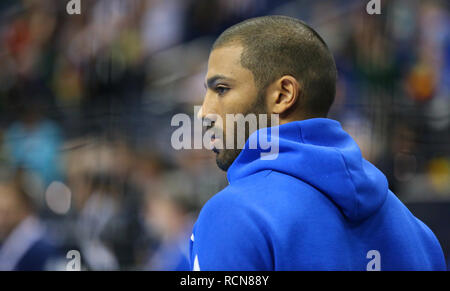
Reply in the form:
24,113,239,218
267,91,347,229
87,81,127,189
205,121,214,131
202,118,224,140
203,118,217,132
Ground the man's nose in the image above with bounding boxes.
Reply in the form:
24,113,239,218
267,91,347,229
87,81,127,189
198,93,216,120
197,105,217,124
197,106,204,120
197,99,219,128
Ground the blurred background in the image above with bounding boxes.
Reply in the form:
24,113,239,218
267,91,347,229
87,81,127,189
0,0,448,270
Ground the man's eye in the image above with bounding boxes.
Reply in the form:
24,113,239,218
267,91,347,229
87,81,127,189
215,86,229,95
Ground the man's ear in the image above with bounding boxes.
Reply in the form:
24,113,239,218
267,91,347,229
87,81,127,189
266,75,300,116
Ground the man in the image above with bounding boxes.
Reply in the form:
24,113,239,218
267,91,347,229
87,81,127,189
190,15,446,270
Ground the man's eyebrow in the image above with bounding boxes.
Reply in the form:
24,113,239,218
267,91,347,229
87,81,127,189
204,75,233,89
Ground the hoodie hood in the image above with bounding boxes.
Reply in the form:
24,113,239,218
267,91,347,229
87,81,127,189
227,118,388,221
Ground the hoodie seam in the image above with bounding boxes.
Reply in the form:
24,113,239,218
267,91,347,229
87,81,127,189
296,122,306,144
263,170,273,178
334,148,359,219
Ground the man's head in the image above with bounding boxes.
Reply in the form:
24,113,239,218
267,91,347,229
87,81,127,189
199,15,337,171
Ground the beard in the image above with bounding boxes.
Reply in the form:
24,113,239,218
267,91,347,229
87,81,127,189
215,91,269,172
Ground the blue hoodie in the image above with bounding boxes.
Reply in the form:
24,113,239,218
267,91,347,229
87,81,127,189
189,118,446,271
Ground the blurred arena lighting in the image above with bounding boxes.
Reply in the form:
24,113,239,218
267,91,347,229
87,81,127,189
45,181,72,215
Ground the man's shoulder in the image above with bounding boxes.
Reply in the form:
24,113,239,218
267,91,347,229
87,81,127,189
203,170,282,208
198,169,322,222
197,183,254,220
196,171,271,224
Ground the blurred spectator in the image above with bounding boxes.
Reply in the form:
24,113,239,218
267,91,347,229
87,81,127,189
143,172,196,271
0,178,62,270
3,83,63,189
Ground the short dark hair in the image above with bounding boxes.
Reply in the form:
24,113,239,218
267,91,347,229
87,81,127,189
212,15,337,117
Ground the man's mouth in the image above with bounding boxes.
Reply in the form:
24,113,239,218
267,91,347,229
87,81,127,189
208,131,222,154
205,122,221,153
211,134,219,153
